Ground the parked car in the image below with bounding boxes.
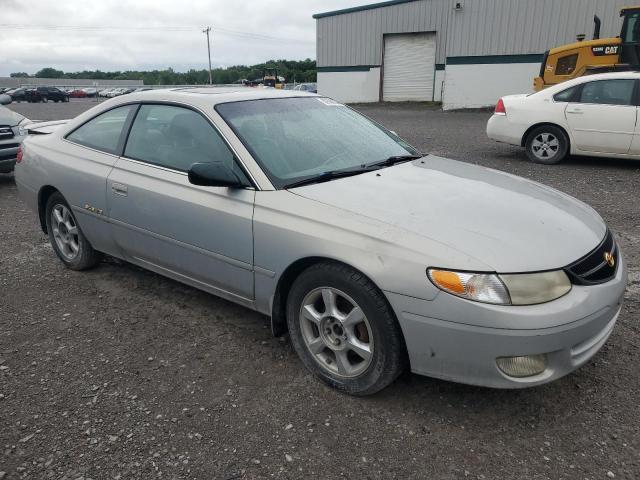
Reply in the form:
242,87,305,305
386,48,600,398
35,86,70,102
5,88,29,102
69,89,87,98
82,88,99,97
0,105,30,173
293,83,317,93
487,71,640,164
15,89,626,395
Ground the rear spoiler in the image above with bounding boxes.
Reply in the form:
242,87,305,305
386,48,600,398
25,119,69,135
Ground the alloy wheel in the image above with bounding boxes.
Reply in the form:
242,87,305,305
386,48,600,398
299,287,374,378
51,204,80,260
531,133,559,160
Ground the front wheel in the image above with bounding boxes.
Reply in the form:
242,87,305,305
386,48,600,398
525,125,569,164
286,262,407,396
45,192,102,270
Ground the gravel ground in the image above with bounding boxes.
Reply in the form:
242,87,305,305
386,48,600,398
1,99,639,480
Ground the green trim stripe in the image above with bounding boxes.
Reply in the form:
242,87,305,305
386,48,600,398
313,0,418,19
317,65,378,72
447,54,544,65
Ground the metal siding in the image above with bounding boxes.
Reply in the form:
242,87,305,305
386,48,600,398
317,0,630,67
316,0,449,67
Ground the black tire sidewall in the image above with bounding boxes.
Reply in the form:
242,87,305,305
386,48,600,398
286,263,406,395
525,126,568,165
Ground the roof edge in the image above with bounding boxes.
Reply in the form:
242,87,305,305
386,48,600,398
313,0,419,19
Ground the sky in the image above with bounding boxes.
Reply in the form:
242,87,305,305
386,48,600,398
0,0,374,76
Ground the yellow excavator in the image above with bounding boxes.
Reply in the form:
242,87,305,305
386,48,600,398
534,6,640,91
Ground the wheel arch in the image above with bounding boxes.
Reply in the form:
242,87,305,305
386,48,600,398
270,256,392,338
521,122,571,149
37,185,60,233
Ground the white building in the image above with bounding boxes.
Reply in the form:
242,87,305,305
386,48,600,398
313,0,629,109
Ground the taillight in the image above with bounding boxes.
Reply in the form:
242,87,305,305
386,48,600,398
16,145,23,163
495,98,506,115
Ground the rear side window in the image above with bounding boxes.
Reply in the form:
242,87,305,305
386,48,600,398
555,54,578,76
553,85,580,102
124,104,249,181
67,105,135,154
578,79,635,106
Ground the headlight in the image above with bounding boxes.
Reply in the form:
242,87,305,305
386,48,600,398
427,269,571,305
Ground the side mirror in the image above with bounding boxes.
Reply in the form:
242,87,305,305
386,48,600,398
188,162,244,188
0,94,11,106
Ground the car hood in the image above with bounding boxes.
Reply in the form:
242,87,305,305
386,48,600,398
0,105,25,127
291,156,606,272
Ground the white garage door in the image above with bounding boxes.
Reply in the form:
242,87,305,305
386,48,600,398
383,33,436,102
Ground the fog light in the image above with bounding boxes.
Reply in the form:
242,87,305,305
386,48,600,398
496,354,547,378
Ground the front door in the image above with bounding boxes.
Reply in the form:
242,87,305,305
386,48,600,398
106,103,255,302
564,78,637,154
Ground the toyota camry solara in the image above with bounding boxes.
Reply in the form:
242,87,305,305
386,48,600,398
15,88,627,395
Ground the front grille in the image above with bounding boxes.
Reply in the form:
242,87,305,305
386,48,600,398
565,230,618,285
0,126,14,140
0,142,19,151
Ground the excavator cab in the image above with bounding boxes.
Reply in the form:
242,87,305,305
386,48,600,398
620,7,640,65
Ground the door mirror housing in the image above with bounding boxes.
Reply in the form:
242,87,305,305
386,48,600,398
188,162,245,188
0,94,11,105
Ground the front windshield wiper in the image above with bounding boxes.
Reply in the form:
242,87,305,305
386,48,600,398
284,167,374,189
369,154,424,168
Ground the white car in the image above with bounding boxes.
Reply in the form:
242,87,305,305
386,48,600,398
487,72,640,164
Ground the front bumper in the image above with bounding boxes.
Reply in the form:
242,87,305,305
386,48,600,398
386,254,627,388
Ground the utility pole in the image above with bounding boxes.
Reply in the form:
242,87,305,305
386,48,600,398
203,27,213,85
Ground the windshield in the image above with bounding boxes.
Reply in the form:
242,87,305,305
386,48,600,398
216,97,418,188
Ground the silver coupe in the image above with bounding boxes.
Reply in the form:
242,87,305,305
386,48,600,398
15,88,627,395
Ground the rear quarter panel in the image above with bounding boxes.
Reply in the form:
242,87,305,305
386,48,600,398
504,94,570,145
17,134,119,256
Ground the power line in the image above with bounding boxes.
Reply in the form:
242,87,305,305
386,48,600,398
0,23,313,44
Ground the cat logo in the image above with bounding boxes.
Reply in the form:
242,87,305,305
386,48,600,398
603,251,615,268
591,45,620,56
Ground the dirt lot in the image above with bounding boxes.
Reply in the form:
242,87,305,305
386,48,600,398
1,99,639,479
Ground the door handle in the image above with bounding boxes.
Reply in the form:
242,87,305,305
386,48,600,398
567,109,583,115
111,183,128,196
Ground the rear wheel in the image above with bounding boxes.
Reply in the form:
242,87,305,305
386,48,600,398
525,125,568,164
45,192,102,270
286,262,407,396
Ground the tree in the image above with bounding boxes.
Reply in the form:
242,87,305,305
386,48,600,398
10,72,30,78
35,68,65,78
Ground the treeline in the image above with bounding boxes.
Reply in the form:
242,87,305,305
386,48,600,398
10,59,317,85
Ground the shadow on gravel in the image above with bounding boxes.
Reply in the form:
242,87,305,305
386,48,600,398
563,154,640,170
0,173,15,186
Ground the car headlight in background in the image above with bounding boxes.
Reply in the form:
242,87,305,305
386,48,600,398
427,269,571,305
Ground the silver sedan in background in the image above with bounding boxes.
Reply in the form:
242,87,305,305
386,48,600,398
14,88,627,395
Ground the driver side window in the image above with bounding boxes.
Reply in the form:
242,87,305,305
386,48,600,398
124,104,249,183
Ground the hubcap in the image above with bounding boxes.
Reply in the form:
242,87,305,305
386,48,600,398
531,133,559,160
299,287,374,378
51,204,80,260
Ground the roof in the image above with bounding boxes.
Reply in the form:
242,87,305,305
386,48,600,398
112,86,318,107
313,0,418,19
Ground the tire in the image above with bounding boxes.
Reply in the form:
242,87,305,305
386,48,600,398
286,262,407,396
525,125,569,165
45,192,102,270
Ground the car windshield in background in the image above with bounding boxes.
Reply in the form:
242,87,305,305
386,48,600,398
216,97,418,188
